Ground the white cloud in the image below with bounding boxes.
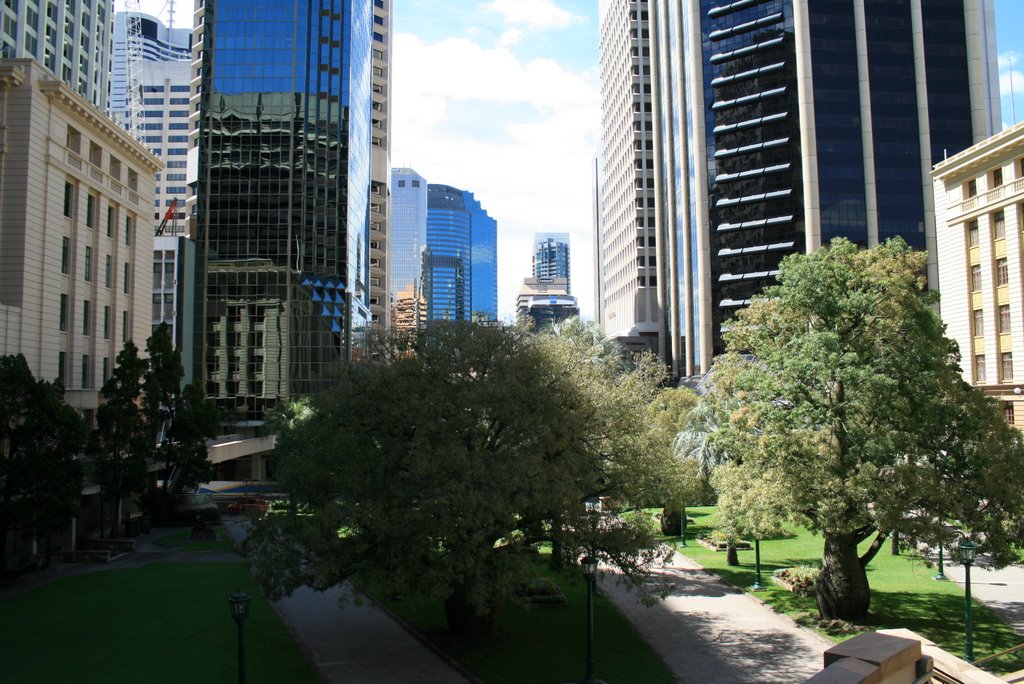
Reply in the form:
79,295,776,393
484,0,585,30
498,28,524,47
392,33,600,320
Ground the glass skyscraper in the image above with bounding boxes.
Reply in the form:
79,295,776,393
424,184,472,323
193,0,375,420
390,167,428,331
466,191,497,322
610,0,1000,378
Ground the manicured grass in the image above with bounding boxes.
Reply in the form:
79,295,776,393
154,527,237,553
674,507,1024,674
0,561,318,683
375,560,676,684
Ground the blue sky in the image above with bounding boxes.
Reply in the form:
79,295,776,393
138,0,1024,322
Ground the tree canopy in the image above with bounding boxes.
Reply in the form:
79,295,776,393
709,238,1024,620
246,322,678,636
0,354,84,570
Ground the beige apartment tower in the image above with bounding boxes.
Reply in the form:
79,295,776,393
0,59,160,417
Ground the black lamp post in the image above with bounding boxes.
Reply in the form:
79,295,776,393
750,539,764,590
958,540,977,662
229,590,252,684
933,542,947,581
579,555,606,684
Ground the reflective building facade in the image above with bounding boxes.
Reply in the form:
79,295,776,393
424,184,472,323
635,0,1000,377
390,167,428,331
466,191,497,322
192,0,375,420
533,233,571,292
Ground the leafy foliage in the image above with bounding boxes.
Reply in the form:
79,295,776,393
710,239,1024,620
0,355,85,569
246,323,677,635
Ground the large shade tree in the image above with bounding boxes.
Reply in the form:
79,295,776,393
0,355,85,570
711,238,1024,621
246,323,679,636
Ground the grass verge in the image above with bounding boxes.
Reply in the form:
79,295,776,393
375,559,676,684
674,506,1024,674
0,561,318,683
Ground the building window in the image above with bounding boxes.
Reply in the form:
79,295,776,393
106,206,114,236
1002,352,1014,381
1005,402,1015,425
993,211,1006,240
123,263,130,293
966,179,977,197
122,311,129,342
968,220,979,247
993,168,1003,188
976,354,987,383
66,125,81,153
59,294,68,331
61,237,70,274
83,300,91,335
971,263,983,291
84,246,92,281
973,308,984,336
997,258,1009,287
58,351,66,386
81,355,90,389
103,305,110,339
86,193,97,228
105,255,112,288
102,357,110,384
125,216,133,246
1000,304,1012,333
63,182,75,218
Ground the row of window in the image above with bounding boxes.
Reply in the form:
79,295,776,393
966,211,1005,245
970,258,1010,290
972,305,1013,336
975,352,1014,384
964,159,1024,198
61,237,133,292
63,180,136,244
59,297,115,338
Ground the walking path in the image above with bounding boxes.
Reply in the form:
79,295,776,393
929,552,1024,637
601,551,831,684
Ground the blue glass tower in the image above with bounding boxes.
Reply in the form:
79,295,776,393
194,0,374,419
465,191,497,322
424,184,472,323
390,168,428,330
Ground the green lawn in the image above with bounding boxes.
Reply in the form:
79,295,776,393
375,560,676,684
675,507,1024,674
0,561,318,683
154,527,237,553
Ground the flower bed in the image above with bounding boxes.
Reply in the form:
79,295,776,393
513,577,568,606
696,537,752,552
772,566,819,597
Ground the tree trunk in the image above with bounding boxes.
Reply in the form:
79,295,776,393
890,531,900,555
726,541,739,566
109,495,122,538
817,532,871,621
444,586,499,638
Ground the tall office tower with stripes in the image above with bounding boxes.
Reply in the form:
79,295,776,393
0,0,110,109
368,0,392,332
597,0,664,356
627,0,1001,378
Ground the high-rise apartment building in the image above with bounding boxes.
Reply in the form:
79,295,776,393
111,11,191,232
0,0,110,110
424,184,472,323
597,0,663,357
517,277,579,329
533,233,571,292
368,0,392,332
390,168,428,331
467,191,497,322
192,0,377,422
933,121,1024,428
604,0,1000,378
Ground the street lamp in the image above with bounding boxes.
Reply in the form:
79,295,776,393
933,541,947,581
958,540,977,662
229,590,252,684
579,555,606,684
750,539,764,590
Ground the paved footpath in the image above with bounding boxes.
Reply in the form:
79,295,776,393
601,551,831,684
929,552,1024,637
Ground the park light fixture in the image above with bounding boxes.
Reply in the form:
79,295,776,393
579,555,606,684
228,590,252,683
958,539,977,662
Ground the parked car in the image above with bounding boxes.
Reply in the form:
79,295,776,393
225,497,269,515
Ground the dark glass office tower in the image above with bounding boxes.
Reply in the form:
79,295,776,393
193,0,374,420
424,185,472,323
640,0,999,377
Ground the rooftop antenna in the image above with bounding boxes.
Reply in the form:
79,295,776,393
1010,55,1018,126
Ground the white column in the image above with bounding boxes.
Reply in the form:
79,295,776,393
852,0,879,247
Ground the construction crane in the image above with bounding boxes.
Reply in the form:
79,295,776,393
155,198,179,236
122,0,145,145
